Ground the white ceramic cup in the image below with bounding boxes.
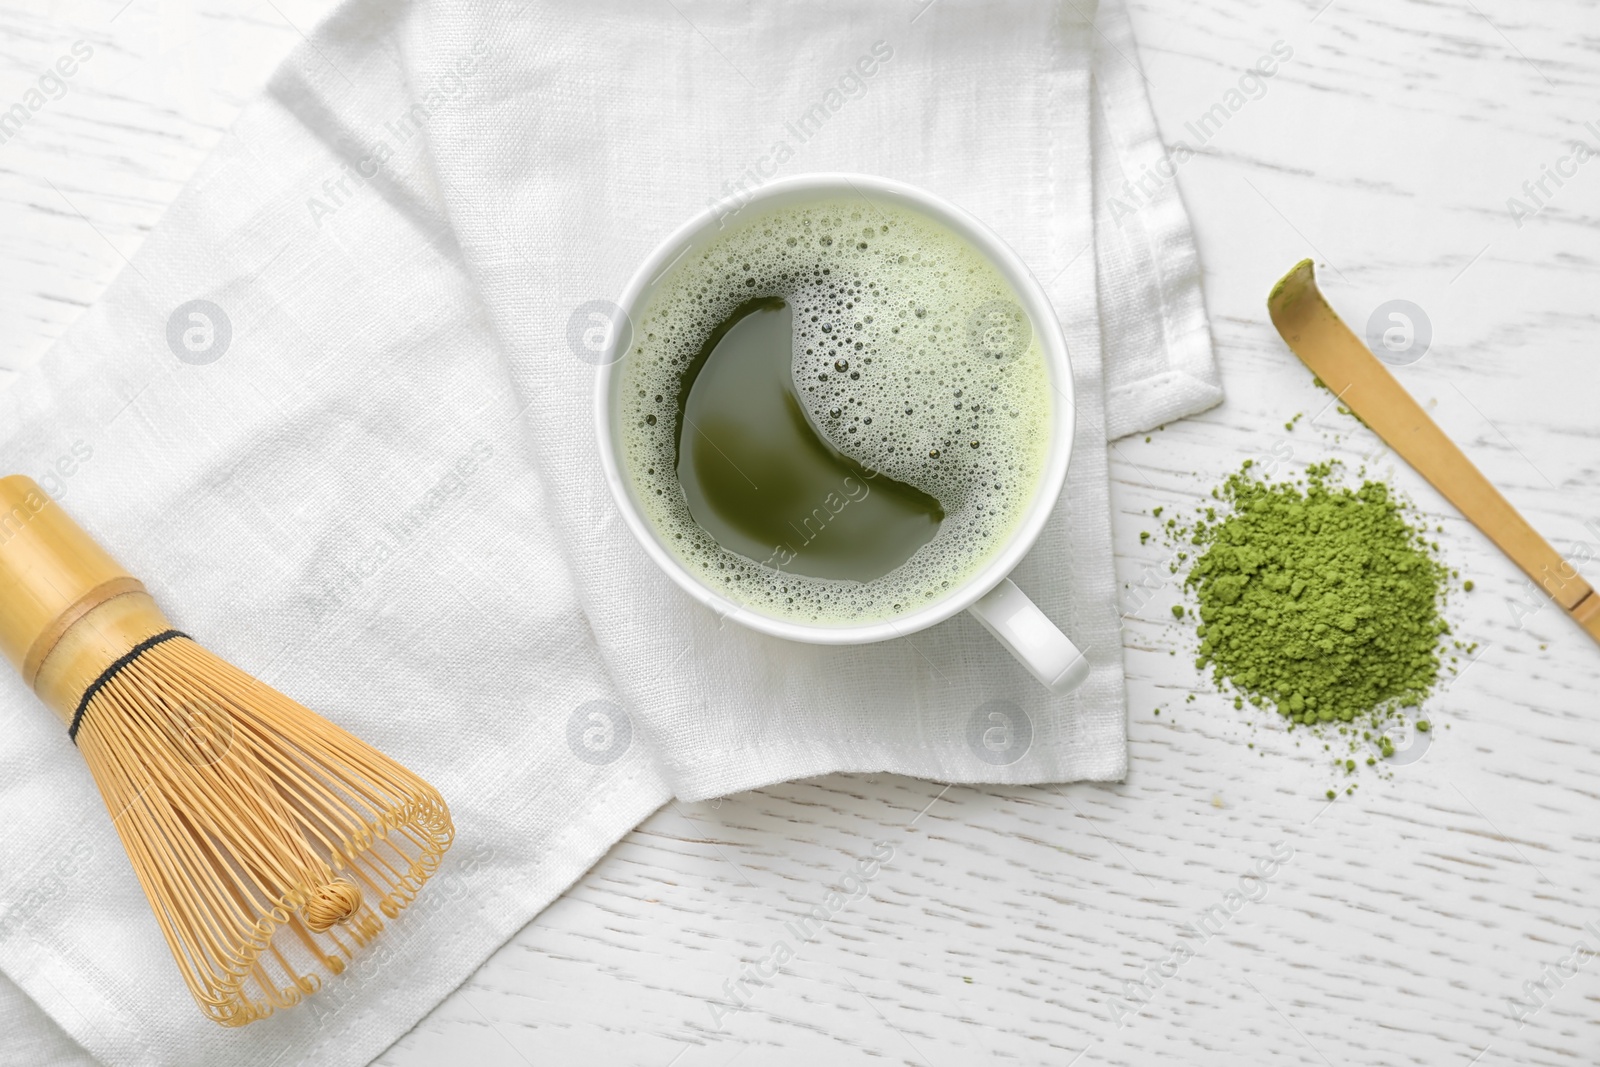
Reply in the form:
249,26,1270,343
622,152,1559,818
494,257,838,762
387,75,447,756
593,173,1088,694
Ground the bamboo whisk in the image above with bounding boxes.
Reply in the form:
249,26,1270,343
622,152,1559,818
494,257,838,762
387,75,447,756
0,476,454,1027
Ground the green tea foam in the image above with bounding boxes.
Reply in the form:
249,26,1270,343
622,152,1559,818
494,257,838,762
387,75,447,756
618,196,1053,624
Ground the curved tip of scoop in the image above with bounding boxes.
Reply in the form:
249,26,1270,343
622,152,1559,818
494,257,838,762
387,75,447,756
1267,258,1319,327
1046,653,1091,695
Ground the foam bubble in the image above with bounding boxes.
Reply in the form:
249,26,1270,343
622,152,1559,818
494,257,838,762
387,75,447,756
618,197,1053,625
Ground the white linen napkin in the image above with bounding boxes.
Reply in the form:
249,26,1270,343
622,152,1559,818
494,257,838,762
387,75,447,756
0,1,1220,1064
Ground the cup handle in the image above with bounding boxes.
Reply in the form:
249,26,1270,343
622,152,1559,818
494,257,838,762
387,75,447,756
967,578,1090,695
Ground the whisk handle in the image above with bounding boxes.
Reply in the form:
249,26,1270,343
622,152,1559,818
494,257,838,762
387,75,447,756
0,476,177,726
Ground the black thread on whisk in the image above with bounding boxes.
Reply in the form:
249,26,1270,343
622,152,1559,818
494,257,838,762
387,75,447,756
68,630,190,743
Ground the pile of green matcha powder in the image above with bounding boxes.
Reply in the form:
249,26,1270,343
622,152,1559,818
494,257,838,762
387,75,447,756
1182,461,1449,727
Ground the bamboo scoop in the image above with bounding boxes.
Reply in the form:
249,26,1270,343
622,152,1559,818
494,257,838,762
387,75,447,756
1267,259,1600,645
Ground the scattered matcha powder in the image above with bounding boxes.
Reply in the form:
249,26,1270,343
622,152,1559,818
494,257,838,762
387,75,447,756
1183,461,1450,730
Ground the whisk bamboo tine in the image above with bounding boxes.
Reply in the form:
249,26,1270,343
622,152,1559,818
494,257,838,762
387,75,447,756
0,475,454,1026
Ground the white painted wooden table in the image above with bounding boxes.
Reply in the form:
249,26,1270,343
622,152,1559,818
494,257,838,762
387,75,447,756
5,1,1600,1065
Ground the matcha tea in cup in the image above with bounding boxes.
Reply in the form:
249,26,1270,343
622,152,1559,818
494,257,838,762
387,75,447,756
595,175,1088,693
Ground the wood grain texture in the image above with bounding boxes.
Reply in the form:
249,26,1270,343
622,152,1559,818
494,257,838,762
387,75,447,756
3,0,1600,1065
